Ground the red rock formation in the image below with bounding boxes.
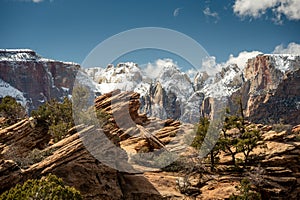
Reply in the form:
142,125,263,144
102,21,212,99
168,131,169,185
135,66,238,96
229,55,300,125
0,50,80,111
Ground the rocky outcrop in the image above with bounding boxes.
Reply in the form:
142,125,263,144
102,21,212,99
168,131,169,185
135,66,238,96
214,123,300,199
254,124,300,198
141,123,300,200
0,122,125,200
0,90,186,199
0,123,161,200
0,49,80,111
93,90,191,163
0,117,49,161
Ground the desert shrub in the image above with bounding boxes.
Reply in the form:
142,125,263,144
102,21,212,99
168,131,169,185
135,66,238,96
48,122,71,143
72,85,112,130
162,157,190,172
0,96,26,127
162,160,187,172
75,105,111,128
272,123,292,133
229,178,261,200
162,156,205,173
130,151,178,169
6,147,56,169
0,174,82,200
191,117,210,150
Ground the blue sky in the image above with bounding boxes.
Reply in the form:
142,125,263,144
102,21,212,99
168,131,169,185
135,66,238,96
1,0,300,68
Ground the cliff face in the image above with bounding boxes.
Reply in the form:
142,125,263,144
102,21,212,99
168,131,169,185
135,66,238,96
0,49,80,111
230,55,300,125
139,81,183,121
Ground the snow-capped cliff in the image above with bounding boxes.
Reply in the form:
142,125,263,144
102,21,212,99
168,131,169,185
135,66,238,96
83,58,243,123
0,49,80,112
84,54,300,124
1,49,299,124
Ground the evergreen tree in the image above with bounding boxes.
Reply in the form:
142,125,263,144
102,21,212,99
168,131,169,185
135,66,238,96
0,96,26,127
31,97,74,142
192,117,221,171
219,108,264,167
219,114,243,166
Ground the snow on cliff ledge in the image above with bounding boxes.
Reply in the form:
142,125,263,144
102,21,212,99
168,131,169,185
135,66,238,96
0,49,79,65
268,54,300,73
0,78,28,108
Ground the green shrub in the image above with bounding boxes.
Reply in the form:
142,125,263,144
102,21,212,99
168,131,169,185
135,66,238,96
191,117,221,171
0,174,82,200
130,151,178,169
220,113,265,167
23,148,56,168
31,97,74,142
229,178,261,200
162,157,201,172
48,122,72,143
0,96,26,127
272,124,292,133
31,92,112,143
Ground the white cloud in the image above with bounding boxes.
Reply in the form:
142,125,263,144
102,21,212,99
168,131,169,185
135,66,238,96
233,0,279,18
203,7,220,22
225,51,262,69
16,0,44,3
233,0,300,22
173,7,183,17
143,43,299,79
18,0,52,3
277,1,300,20
273,42,300,54
143,58,179,79
201,56,221,76
201,51,261,76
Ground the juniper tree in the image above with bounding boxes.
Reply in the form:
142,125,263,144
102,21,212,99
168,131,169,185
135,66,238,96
192,117,221,171
0,96,26,126
31,97,74,142
219,98,265,167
